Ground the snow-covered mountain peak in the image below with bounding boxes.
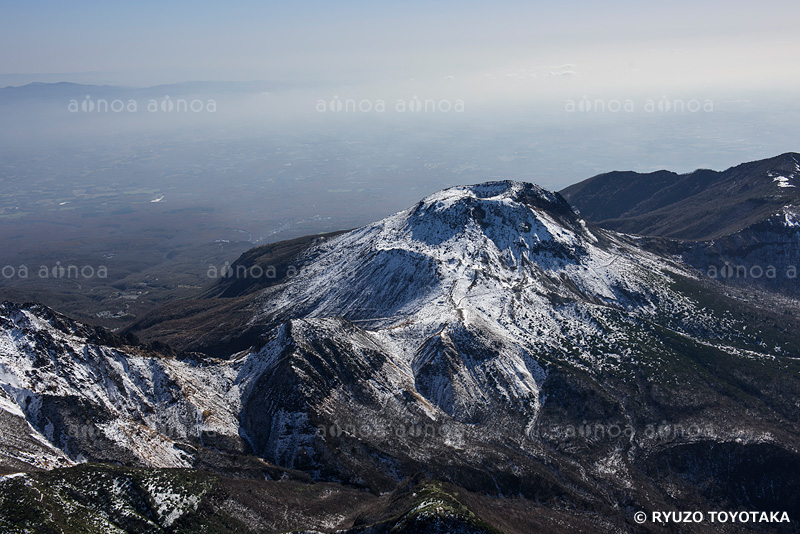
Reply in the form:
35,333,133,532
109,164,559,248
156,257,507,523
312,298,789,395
416,180,564,207
405,180,581,243
253,181,611,327
370,180,590,263
252,181,703,369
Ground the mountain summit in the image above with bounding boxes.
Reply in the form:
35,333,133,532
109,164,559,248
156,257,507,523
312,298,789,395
254,179,665,328
3,178,800,531
119,180,800,502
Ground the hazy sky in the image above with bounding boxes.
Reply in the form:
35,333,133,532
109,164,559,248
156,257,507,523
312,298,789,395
1,0,799,248
2,0,799,96
2,0,799,191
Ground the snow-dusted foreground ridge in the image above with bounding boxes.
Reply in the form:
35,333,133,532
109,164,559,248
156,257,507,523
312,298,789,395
1,181,799,511
0,302,238,469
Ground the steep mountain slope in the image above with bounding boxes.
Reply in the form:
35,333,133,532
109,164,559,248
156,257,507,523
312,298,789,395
0,301,247,470
561,152,800,296
124,231,348,356
2,180,800,531
558,169,682,223
561,152,800,240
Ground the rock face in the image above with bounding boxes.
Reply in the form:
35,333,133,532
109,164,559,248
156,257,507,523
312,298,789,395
679,207,800,296
2,179,800,532
0,302,241,470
